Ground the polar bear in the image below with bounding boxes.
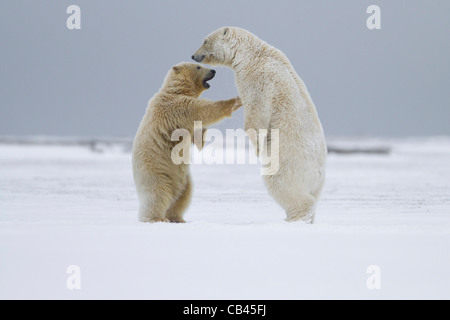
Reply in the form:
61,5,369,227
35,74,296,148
192,27,327,223
132,62,242,222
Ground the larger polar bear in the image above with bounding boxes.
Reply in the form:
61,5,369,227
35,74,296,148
192,27,327,223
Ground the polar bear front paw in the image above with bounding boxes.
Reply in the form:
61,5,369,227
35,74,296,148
233,97,243,111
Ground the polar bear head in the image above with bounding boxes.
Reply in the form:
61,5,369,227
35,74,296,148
192,26,256,67
164,62,216,96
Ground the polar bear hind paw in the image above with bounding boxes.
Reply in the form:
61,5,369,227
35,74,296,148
139,217,170,223
285,211,314,224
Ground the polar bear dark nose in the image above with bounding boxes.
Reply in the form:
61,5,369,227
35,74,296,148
192,54,205,62
210,70,216,74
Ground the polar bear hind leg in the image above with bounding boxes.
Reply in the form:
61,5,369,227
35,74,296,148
137,189,171,223
284,193,316,223
165,174,192,223
264,174,318,223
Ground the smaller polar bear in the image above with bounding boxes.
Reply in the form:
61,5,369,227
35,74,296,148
192,27,327,223
132,62,242,223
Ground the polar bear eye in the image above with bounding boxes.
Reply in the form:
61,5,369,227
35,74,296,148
203,40,207,45
196,66,201,70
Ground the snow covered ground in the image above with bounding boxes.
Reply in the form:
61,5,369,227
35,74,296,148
1,136,449,299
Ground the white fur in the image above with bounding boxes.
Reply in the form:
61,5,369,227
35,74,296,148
193,27,327,222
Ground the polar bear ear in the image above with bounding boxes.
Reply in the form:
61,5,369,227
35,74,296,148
172,66,180,73
223,27,229,36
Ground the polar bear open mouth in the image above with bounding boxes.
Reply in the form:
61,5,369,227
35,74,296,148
202,72,215,89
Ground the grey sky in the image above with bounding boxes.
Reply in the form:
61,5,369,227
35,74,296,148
1,0,449,137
